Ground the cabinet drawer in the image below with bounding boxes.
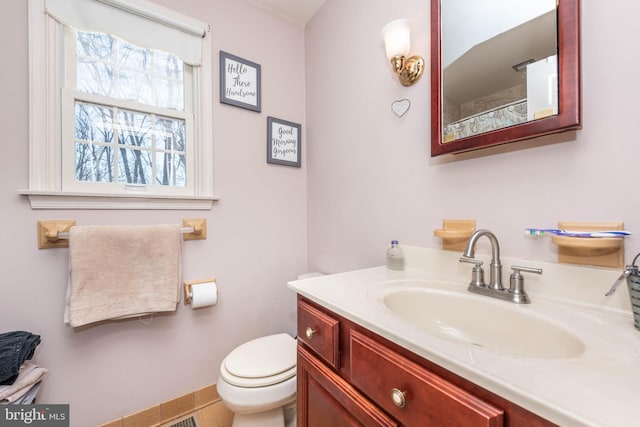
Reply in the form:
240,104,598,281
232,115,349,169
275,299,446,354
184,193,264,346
350,331,504,427
297,299,340,368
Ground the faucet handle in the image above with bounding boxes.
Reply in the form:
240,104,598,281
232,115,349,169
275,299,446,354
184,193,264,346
459,256,483,267
510,265,543,277
509,265,543,304
460,256,485,287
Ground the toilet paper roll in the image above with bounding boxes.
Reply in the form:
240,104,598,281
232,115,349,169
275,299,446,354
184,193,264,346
190,281,218,308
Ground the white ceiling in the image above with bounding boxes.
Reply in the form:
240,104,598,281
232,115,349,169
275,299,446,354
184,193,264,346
249,0,326,25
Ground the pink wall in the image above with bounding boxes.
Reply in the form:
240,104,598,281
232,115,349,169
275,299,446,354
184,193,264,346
306,0,640,274
0,0,306,425
4,0,640,424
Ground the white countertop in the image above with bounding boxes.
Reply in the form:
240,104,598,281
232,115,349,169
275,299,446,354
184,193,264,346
288,246,640,427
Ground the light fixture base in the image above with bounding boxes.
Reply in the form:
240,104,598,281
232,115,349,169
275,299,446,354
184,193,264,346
390,55,405,75
398,55,425,87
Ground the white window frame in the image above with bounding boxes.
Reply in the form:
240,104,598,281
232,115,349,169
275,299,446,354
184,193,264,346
22,0,218,209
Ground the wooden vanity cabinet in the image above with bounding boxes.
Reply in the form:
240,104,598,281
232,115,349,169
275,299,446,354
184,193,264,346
296,296,557,427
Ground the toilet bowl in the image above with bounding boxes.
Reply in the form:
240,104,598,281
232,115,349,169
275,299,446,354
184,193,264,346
217,333,297,427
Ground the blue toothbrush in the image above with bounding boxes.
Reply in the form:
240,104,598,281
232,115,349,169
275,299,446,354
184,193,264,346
525,228,632,238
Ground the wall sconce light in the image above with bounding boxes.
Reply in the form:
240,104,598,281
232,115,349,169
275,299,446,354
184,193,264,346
382,19,424,87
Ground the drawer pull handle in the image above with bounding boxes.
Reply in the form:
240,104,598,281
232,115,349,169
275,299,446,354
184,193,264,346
390,388,406,408
305,327,317,339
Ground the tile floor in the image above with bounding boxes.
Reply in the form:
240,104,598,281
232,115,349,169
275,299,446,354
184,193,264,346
186,400,233,427
98,384,234,427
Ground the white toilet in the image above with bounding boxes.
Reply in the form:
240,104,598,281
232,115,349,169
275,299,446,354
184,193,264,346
217,333,298,427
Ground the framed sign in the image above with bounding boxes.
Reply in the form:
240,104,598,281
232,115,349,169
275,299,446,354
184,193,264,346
267,116,301,167
220,51,261,112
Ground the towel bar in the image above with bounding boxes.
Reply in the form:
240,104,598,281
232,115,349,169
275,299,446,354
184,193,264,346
37,218,207,249
56,227,196,240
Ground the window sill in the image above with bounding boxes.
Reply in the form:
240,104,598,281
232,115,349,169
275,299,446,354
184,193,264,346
18,190,219,210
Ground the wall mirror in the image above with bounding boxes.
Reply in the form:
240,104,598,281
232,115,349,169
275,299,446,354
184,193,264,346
431,0,581,157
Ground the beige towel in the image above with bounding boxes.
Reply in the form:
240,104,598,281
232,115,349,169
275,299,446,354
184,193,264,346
0,362,47,403
64,224,182,327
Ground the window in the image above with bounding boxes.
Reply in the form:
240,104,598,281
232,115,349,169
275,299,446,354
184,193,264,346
63,29,192,195
24,0,217,209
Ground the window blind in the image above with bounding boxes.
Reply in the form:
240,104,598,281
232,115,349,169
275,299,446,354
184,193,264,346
45,0,208,65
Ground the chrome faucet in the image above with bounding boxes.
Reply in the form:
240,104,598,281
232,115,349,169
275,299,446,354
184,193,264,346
459,229,542,304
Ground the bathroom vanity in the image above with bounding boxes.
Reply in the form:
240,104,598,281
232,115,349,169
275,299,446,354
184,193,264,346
288,246,640,426
296,297,549,426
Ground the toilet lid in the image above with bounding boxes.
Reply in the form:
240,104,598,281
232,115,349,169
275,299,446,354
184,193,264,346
221,333,297,387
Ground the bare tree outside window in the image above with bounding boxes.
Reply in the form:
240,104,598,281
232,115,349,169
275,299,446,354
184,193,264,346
73,30,187,188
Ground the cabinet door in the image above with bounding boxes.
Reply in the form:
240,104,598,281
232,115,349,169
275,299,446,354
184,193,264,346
298,345,398,427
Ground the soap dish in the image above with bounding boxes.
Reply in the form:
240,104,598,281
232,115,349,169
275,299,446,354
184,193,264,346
433,219,476,251
552,221,625,268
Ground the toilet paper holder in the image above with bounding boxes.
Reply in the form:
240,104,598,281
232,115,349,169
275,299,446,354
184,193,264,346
184,278,217,305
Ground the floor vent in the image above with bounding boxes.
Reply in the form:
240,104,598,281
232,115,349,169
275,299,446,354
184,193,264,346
167,415,198,427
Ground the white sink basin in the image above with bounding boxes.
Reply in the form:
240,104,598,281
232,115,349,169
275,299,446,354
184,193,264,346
375,281,585,359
